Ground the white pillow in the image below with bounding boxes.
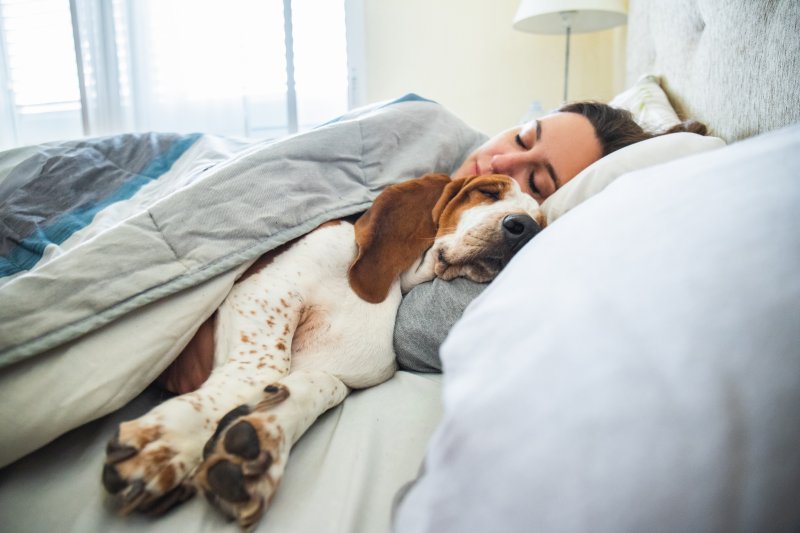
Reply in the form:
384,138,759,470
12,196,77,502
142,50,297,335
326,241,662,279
393,124,800,533
609,74,681,132
540,132,725,222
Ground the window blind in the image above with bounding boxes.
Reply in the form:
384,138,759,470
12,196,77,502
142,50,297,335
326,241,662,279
0,0,84,146
0,0,360,149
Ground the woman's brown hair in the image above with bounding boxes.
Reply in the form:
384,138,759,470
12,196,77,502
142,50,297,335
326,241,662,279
558,101,708,157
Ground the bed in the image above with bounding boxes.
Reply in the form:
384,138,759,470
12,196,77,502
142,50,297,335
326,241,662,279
1,1,799,531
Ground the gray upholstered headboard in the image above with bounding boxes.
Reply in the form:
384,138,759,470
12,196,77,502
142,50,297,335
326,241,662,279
626,0,800,142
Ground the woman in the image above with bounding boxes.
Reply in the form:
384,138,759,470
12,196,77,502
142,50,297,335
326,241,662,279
395,101,706,372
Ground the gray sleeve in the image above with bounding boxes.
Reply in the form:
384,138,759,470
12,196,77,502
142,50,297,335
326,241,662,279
393,278,486,372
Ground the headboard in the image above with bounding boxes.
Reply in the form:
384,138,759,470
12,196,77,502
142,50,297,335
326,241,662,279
626,0,800,142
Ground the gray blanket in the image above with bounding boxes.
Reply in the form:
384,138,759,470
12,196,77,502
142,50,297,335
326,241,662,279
0,95,486,368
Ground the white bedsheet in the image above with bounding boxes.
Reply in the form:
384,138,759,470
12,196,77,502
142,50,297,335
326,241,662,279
0,371,442,533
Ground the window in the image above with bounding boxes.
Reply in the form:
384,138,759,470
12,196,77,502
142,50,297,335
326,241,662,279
0,0,84,147
0,0,364,149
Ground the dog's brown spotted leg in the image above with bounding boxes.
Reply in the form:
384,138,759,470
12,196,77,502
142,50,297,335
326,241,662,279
195,370,349,529
102,274,303,515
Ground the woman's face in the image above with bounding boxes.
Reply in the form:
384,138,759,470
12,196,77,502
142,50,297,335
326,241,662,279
452,112,603,204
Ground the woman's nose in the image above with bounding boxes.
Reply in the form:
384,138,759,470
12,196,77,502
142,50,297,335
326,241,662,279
491,153,525,179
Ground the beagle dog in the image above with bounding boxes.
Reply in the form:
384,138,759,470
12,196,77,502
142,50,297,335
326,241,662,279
101,173,543,528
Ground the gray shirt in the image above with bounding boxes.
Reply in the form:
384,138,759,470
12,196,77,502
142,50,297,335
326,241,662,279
393,278,486,372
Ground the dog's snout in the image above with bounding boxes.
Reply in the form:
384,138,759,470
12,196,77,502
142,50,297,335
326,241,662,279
501,214,541,252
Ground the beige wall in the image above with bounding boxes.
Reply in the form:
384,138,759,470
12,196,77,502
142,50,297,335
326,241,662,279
363,0,627,135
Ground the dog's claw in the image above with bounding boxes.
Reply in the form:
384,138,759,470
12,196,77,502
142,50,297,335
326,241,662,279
138,483,196,516
102,463,128,494
256,383,290,410
106,445,139,464
119,480,147,515
239,494,266,531
106,430,139,464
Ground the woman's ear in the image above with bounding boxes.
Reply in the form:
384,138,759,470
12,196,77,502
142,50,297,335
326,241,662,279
348,173,451,304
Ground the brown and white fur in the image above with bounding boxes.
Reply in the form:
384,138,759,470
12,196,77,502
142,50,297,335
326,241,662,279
101,173,544,529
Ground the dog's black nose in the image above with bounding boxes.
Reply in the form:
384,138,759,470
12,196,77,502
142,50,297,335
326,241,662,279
501,214,541,253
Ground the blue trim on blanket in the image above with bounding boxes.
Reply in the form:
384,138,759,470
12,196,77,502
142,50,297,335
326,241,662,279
380,93,436,107
0,133,201,277
319,93,436,128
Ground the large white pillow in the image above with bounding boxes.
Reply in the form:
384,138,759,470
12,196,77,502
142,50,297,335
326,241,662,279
540,132,725,222
393,124,800,532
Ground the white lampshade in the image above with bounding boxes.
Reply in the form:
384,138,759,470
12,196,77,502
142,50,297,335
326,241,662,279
513,0,627,34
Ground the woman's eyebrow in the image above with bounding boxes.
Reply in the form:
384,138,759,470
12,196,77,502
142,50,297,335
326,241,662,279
536,120,561,188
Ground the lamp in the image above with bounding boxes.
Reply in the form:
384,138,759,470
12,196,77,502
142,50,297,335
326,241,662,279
513,0,627,102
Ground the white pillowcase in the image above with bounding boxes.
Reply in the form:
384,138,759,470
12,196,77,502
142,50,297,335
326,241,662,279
609,74,681,132
540,132,725,222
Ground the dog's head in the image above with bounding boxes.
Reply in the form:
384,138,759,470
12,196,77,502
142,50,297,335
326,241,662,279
430,174,544,282
349,173,544,303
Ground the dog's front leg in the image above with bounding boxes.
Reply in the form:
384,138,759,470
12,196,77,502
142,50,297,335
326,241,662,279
195,369,349,529
102,275,300,515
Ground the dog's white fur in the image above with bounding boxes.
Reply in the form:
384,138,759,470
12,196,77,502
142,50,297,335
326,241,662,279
102,174,542,528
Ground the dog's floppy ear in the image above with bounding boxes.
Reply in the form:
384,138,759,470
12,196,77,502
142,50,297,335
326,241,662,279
349,173,451,303
431,176,469,226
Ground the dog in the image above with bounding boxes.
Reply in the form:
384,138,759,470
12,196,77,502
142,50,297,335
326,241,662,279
101,173,543,528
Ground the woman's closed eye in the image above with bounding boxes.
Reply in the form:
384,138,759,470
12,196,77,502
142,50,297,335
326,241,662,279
529,169,559,199
528,172,540,196
513,134,543,196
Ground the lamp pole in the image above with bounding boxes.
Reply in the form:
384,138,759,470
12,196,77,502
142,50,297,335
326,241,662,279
560,11,576,103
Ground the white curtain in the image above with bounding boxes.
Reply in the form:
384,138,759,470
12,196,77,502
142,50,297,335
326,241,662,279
0,0,357,149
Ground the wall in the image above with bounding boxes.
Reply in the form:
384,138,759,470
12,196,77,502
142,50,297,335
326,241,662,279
362,0,627,135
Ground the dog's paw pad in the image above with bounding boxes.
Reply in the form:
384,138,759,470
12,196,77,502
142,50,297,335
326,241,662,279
203,404,252,460
223,420,260,459
197,412,287,528
206,459,250,502
224,422,273,477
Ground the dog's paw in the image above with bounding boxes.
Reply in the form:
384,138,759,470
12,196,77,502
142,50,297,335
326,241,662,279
195,384,291,530
101,418,199,515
